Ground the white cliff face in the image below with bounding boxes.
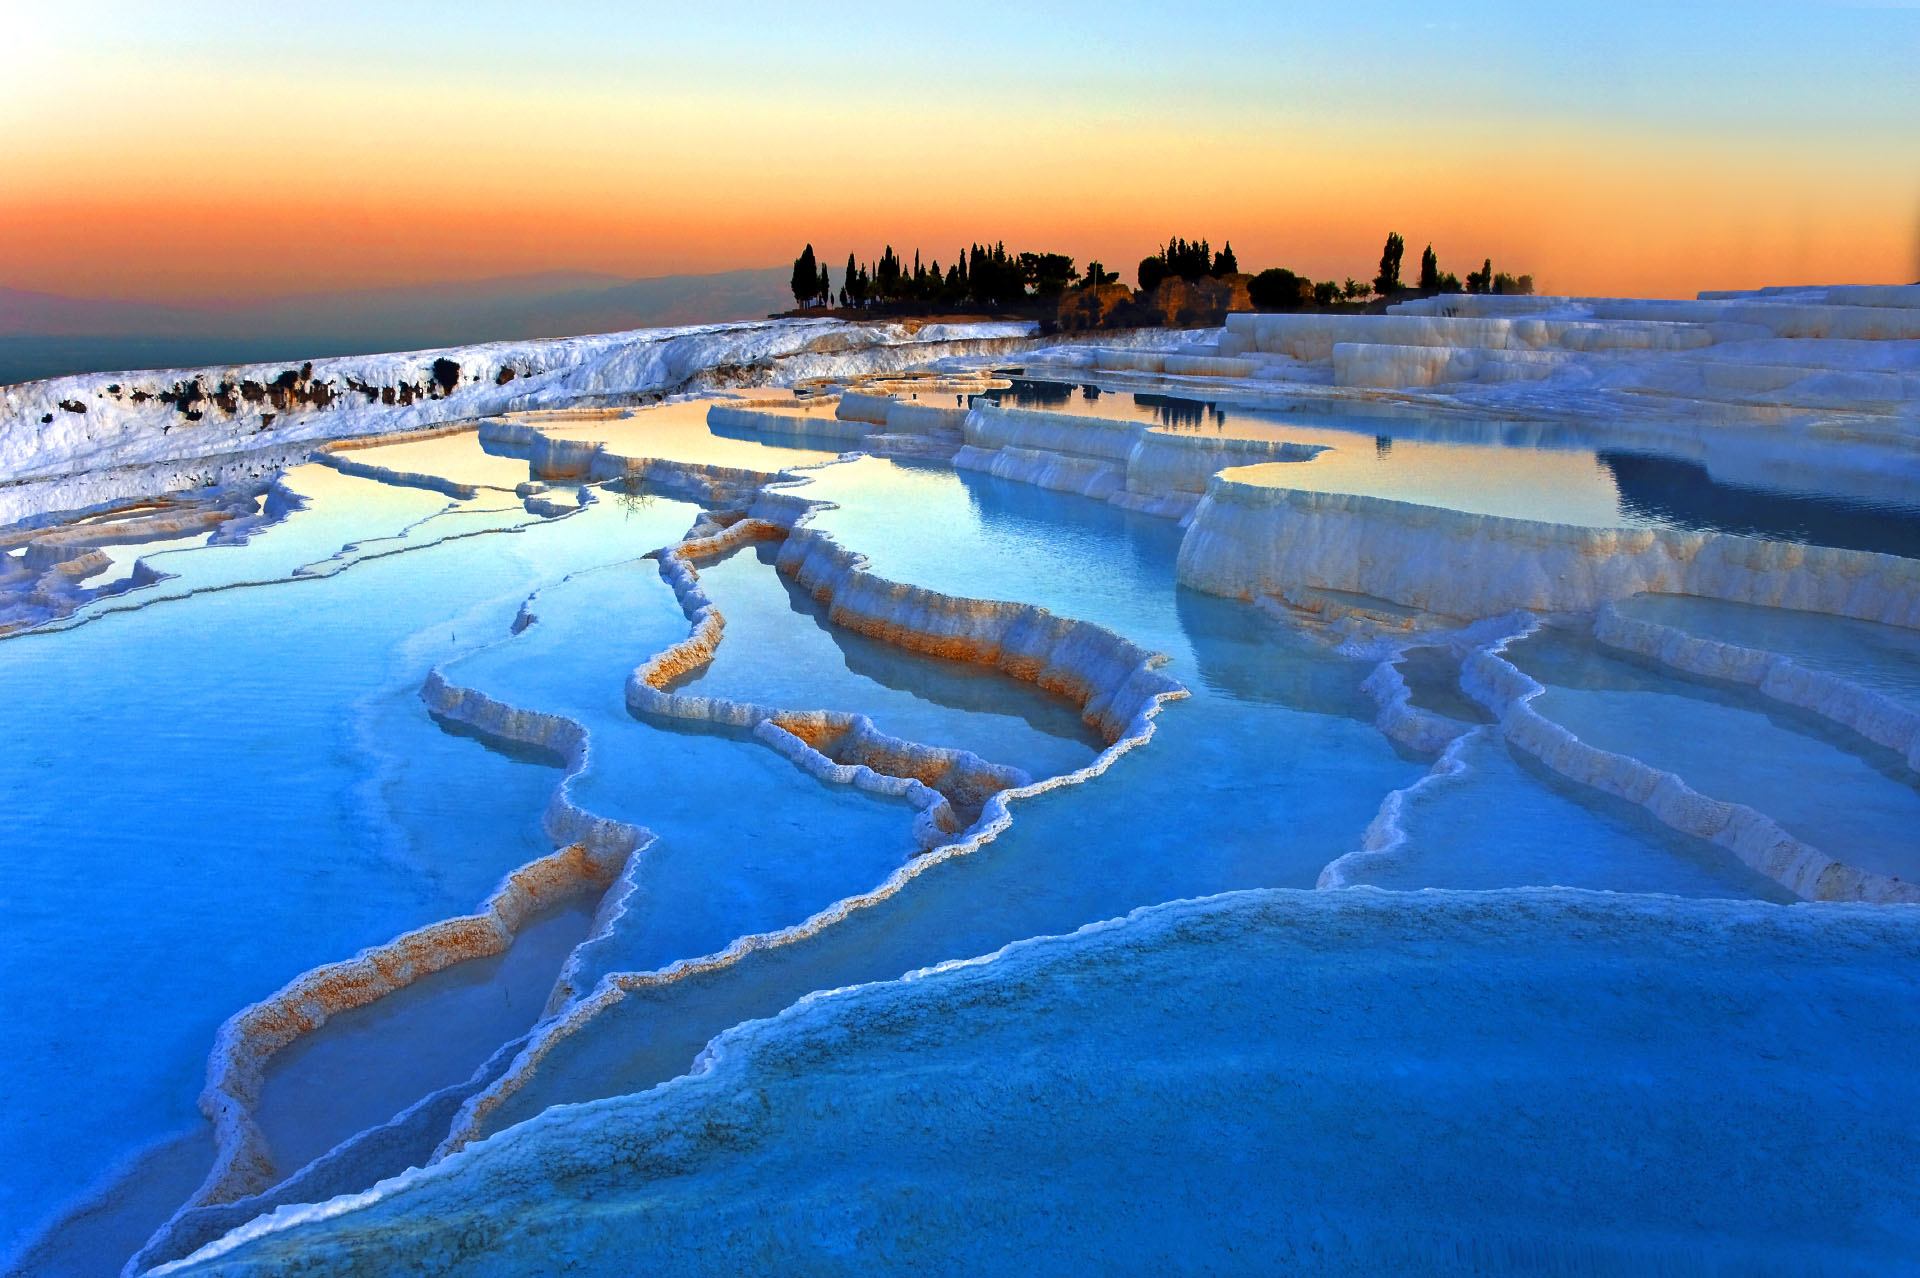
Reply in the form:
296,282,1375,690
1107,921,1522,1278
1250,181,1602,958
1175,473,1920,623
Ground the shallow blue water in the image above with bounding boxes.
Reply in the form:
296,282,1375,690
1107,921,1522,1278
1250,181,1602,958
475,453,1813,1143
979,376,1920,556
256,900,597,1181
485,456,1765,1136
174,890,1920,1276
6,401,1905,1272
680,543,1102,778
1345,729,1799,898
1512,629,1920,880
0,479,679,1256
800,456,1199,667
438,552,924,995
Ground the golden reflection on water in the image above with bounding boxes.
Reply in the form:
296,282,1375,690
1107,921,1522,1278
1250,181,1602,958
994,382,1635,527
339,432,539,491
539,398,844,471
1245,435,1630,528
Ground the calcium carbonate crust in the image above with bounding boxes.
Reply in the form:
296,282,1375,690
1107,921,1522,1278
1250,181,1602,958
1177,474,1920,624
16,288,1916,1271
421,431,1188,1161
1594,601,1920,774
1461,624,1919,905
0,319,1039,525
126,423,1188,1270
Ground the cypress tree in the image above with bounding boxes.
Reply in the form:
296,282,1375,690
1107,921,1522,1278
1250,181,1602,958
1374,232,1405,297
790,244,818,308
1419,245,1440,292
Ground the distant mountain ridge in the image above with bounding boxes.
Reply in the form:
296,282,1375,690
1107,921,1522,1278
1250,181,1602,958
0,268,791,343
0,268,793,386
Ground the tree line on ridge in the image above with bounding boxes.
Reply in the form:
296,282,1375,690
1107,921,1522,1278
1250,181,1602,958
789,232,1534,318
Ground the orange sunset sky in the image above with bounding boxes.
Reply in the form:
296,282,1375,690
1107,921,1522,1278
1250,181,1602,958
4,2,1917,304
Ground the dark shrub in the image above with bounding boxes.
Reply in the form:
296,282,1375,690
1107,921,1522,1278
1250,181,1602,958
1249,268,1311,311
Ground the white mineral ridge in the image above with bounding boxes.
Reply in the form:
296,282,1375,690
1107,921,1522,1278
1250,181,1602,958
1595,600,1920,773
1177,471,1920,625
0,319,1034,523
1212,286,1920,416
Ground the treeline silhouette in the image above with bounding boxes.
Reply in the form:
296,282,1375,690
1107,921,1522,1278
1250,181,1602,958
1136,238,1238,292
789,229,1533,320
790,242,1081,311
1369,233,1533,300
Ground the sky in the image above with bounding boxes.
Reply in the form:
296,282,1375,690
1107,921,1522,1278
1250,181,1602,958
3,1,1917,303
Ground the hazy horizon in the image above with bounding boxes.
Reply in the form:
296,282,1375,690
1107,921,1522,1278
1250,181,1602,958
0,266,796,385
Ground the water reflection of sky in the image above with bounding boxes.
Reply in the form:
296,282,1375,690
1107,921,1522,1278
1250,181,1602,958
528,400,844,470
979,378,1920,558
343,430,538,490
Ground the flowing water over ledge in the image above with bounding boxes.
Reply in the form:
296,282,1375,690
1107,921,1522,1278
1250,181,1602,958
4,312,1919,1275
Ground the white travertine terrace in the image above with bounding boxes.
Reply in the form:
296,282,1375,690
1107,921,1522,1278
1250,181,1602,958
12,281,1920,1272
1594,601,1920,774
408,431,1189,1163
0,320,1038,525
1349,612,1531,754
1319,727,1488,890
1461,629,1919,905
630,514,1032,849
188,841,635,1210
127,1031,532,1277
147,888,1920,1276
1176,478,1920,623
1208,288,1920,417
306,423,529,500
129,422,1188,1254
0,486,287,633
179,633,657,1217
1226,311,1724,364
705,403,872,443
773,521,1180,744
950,403,1320,519
918,284,1920,907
